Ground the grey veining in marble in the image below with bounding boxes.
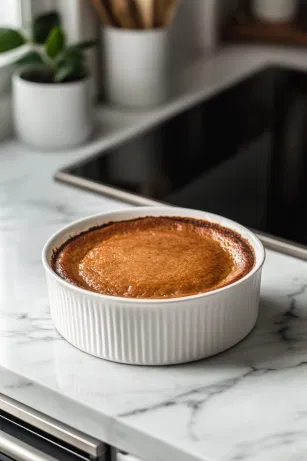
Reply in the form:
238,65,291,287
2,45,307,461
1,141,307,461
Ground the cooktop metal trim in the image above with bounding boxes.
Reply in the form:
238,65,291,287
55,171,307,262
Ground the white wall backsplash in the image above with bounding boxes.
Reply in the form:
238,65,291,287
57,0,100,99
170,0,218,58
30,0,56,17
169,0,234,66
0,0,22,27
57,0,99,45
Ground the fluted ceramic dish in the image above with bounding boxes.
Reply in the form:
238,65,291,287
42,207,265,365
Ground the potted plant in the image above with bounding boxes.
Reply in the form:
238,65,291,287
0,12,96,149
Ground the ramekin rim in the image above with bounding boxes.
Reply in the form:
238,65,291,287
42,207,266,304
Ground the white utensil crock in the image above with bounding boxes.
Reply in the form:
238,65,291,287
253,0,297,22
43,207,265,366
13,71,93,150
103,27,168,108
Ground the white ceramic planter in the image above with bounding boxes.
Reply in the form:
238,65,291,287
13,71,93,150
253,0,297,22
103,27,168,108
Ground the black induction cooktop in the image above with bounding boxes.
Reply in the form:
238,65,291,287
56,66,307,252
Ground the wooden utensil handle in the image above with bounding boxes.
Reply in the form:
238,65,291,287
102,0,121,27
154,0,178,27
134,0,153,28
154,0,164,27
88,0,113,25
129,0,144,29
110,0,139,29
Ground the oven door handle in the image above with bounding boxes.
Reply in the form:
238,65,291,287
0,431,58,461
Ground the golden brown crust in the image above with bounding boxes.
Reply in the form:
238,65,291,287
52,217,255,299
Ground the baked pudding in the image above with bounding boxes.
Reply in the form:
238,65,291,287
52,216,255,300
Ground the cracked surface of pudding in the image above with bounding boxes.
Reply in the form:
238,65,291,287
52,217,255,299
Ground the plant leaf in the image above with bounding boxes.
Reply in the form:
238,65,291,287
46,26,65,59
69,65,87,81
73,40,98,49
33,11,61,44
54,43,89,82
17,50,44,67
54,60,76,83
57,46,84,65
0,28,25,53
55,58,87,83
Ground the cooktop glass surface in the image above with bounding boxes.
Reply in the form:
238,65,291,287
57,66,307,247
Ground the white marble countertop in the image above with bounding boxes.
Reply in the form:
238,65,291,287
1,44,307,461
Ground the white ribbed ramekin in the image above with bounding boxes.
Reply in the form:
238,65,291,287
42,207,265,365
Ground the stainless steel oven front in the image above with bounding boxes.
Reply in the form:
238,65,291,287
0,395,107,461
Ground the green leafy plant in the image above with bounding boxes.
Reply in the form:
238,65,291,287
0,12,96,83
